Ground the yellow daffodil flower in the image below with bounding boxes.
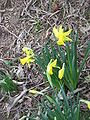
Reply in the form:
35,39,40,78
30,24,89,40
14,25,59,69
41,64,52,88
20,47,34,66
53,25,72,46
80,99,90,110
58,63,65,79
47,59,57,75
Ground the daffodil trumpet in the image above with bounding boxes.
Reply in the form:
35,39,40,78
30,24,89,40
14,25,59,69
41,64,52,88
58,63,65,80
47,59,57,75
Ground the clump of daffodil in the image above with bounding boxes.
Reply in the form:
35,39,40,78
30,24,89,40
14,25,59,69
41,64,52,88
20,47,35,66
53,25,72,46
80,99,90,110
47,59,57,75
58,63,65,80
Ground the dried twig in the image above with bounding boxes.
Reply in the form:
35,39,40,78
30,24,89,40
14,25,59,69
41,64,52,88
0,24,22,41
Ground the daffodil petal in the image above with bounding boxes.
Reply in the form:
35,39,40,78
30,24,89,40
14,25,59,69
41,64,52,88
58,63,65,79
22,47,34,56
47,64,53,75
20,47,35,67
57,40,65,46
59,25,63,33
53,26,59,38
28,49,34,55
64,29,72,36
20,56,30,65
64,37,72,42
27,58,35,67
27,58,35,64
22,47,28,52
58,69,64,79
22,47,29,55
47,59,57,75
26,49,34,56
51,59,57,67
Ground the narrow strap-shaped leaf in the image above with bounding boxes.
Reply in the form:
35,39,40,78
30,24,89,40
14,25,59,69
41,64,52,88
58,46,65,62
45,44,51,61
72,56,77,89
55,104,65,120
65,65,74,89
42,48,49,65
46,95,56,104
50,43,58,59
46,72,53,88
60,86,69,108
66,44,72,75
35,55,46,71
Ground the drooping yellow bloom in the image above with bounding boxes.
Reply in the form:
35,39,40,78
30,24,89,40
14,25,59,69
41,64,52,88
47,59,57,75
80,99,90,110
53,25,72,46
20,47,34,66
58,63,65,79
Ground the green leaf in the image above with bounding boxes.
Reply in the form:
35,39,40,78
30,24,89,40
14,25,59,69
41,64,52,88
46,95,56,104
50,42,57,59
61,86,69,108
46,72,53,88
45,44,51,61
35,55,46,71
0,70,17,92
74,104,80,120
51,75,60,89
58,46,65,62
